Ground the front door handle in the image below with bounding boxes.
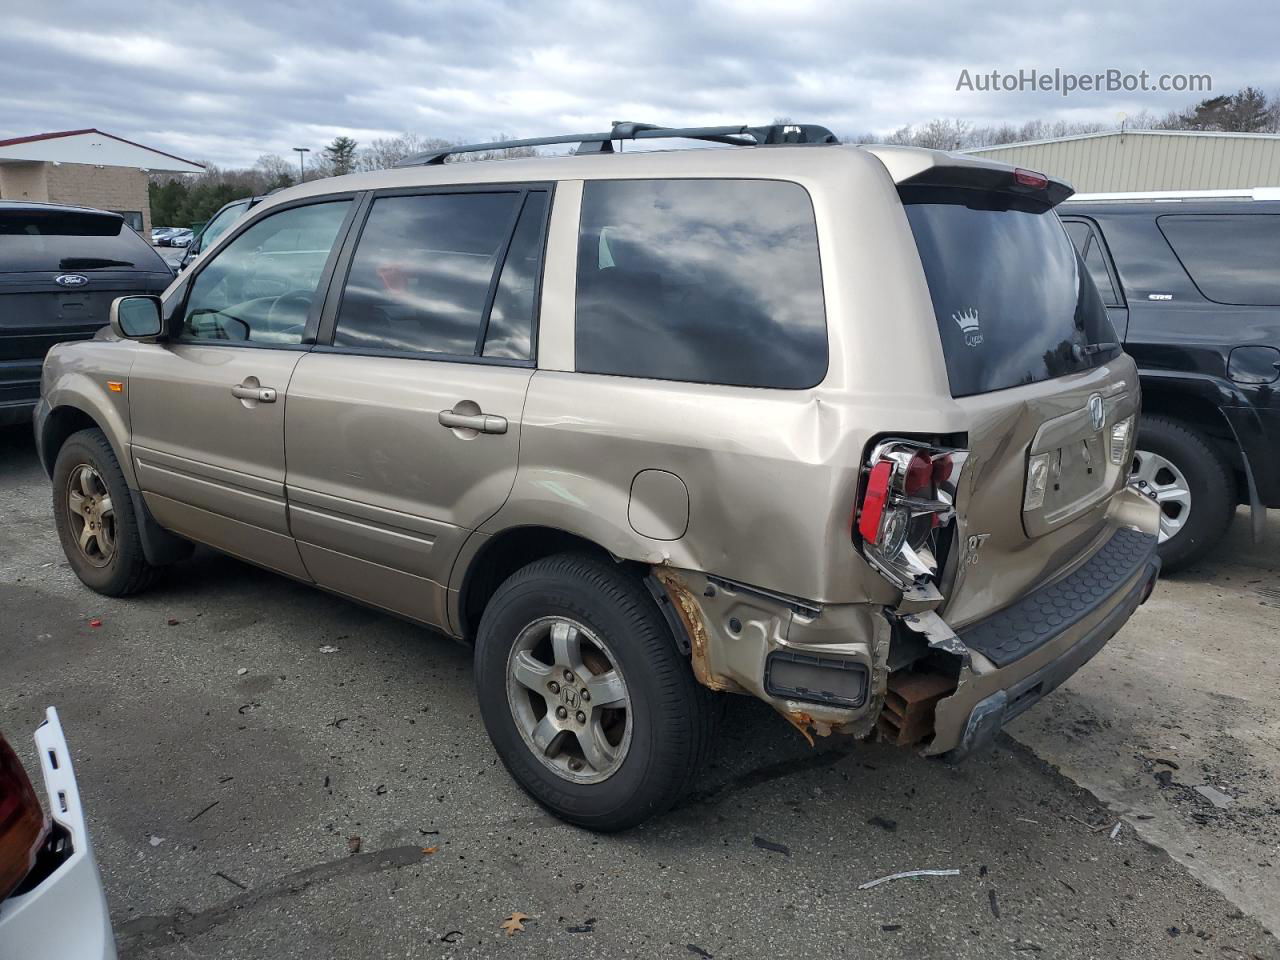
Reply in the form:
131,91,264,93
231,382,277,403
438,409,507,434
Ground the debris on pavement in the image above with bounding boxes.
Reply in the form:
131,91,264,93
422,846,438,855
148,835,164,847
500,912,531,936
89,618,102,628
988,889,1001,919
166,617,180,626
236,667,248,676
867,816,898,832
214,870,247,890
318,645,340,654
188,801,220,823
752,835,790,856
440,931,462,943
1194,784,1235,809
565,917,596,933
347,836,362,854
687,946,714,959
858,868,961,890
1110,822,1123,840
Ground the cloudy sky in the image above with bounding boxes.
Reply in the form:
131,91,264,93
1,0,1275,168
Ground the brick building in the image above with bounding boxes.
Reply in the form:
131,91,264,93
0,129,203,234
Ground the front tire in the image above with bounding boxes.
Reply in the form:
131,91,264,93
474,552,713,831
52,428,159,596
1132,415,1234,573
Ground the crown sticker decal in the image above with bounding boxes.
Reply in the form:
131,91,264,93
952,307,983,346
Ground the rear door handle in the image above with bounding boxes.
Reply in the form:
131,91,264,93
438,410,507,434
231,383,277,403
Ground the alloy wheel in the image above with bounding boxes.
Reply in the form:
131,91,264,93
505,617,632,784
66,463,116,567
1131,449,1192,544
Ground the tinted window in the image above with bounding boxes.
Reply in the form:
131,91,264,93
334,192,528,356
0,208,166,273
1062,219,1120,306
484,192,548,360
905,201,1118,397
1158,214,1280,306
575,179,826,389
181,200,350,344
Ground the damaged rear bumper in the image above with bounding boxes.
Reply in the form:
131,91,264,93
933,541,1159,760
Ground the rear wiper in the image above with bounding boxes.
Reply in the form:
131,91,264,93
1081,341,1121,356
58,257,134,269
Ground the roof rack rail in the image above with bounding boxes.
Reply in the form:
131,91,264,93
395,121,839,166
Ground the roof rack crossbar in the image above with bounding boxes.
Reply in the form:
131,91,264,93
396,121,839,166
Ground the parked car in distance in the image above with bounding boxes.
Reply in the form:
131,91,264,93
0,202,172,427
35,122,1161,830
0,708,116,959
150,226,180,246
166,228,193,248
1062,188,1280,571
175,195,266,272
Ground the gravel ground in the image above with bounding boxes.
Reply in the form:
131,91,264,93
1,423,1276,959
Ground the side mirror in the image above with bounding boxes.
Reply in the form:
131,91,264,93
110,296,164,340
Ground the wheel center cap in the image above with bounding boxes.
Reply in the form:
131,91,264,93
561,685,579,710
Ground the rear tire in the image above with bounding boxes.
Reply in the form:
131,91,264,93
474,552,713,831
52,428,159,596
1132,415,1234,573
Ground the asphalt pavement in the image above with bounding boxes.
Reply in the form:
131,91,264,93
1,423,1276,959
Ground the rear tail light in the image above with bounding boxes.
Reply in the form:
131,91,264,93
855,440,967,589
0,733,48,901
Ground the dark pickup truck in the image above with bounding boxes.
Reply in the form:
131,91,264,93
1,202,171,427
1061,190,1280,570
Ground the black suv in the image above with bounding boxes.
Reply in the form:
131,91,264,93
1061,191,1280,570
0,202,172,426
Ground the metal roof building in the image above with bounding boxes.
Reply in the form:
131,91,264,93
963,129,1280,194
0,129,203,234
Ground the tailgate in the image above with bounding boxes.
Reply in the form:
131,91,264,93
941,361,1138,628
888,151,1136,628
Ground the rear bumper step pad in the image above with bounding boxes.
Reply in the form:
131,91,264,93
958,528,1158,668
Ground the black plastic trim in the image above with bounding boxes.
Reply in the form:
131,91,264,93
959,528,1158,668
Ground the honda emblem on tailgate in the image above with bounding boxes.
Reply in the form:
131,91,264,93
1088,393,1105,431
54,274,89,287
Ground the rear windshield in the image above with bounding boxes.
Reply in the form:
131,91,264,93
1157,214,1280,306
904,200,1118,397
0,208,165,273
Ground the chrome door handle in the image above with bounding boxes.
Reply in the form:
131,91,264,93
231,384,277,402
438,410,508,434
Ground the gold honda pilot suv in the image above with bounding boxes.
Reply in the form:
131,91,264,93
36,122,1161,830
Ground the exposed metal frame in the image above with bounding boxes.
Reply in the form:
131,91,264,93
396,121,839,167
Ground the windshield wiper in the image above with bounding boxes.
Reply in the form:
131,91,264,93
58,257,135,270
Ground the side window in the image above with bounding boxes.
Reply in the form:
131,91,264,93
181,201,351,345
1157,214,1280,306
334,190,548,359
198,201,249,253
575,179,827,389
1062,218,1120,306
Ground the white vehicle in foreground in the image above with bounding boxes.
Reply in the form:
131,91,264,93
0,708,115,959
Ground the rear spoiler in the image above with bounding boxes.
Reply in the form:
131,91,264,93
860,145,1074,212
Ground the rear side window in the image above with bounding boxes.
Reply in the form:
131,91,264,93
575,179,826,389
905,200,1118,397
334,190,548,359
0,208,165,273
1062,218,1121,306
1157,214,1280,306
